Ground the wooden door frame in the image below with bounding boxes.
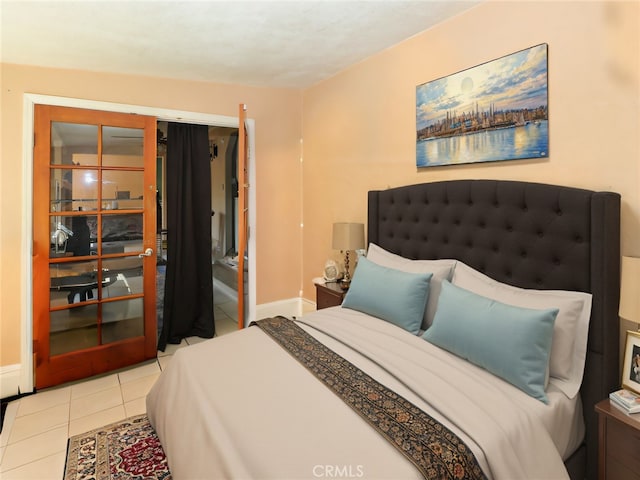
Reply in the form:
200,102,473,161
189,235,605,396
20,94,257,393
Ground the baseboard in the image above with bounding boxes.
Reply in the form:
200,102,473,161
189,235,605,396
255,297,316,322
0,364,21,399
300,297,316,315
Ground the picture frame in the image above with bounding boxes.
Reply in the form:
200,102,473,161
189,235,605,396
622,330,640,395
416,43,548,167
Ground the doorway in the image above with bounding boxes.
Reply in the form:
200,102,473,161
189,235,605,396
156,122,240,337
21,94,256,394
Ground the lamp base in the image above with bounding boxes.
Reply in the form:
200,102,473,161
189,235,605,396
343,251,352,285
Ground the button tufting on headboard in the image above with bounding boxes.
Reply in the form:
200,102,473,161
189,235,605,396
368,180,602,293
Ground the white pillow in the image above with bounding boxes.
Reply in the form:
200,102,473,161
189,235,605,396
451,261,592,398
366,243,456,331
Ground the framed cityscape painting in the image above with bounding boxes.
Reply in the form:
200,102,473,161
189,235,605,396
416,44,548,167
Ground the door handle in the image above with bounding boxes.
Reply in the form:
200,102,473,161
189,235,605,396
138,248,154,258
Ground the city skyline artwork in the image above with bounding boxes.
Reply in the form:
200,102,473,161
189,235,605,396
416,43,549,167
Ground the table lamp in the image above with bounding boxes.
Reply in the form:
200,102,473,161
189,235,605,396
620,256,640,330
332,222,365,285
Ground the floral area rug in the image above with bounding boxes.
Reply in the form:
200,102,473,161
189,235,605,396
64,414,172,480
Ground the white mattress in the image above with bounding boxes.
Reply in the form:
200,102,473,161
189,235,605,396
147,307,577,479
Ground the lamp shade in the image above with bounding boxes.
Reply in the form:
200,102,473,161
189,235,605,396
620,256,640,324
332,223,365,251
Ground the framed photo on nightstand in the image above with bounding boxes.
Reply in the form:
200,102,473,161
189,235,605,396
622,330,640,395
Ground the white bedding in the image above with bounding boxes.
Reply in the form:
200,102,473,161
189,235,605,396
147,307,577,479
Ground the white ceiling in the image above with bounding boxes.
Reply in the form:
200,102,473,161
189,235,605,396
0,0,479,89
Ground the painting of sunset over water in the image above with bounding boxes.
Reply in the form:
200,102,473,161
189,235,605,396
416,44,548,167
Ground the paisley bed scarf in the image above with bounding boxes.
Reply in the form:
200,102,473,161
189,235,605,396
251,317,487,480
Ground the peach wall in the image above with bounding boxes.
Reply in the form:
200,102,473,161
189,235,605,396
0,64,303,366
302,0,640,299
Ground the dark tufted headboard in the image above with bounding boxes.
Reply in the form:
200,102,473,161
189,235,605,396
368,180,620,480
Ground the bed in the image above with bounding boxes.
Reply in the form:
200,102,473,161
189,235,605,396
147,179,620,480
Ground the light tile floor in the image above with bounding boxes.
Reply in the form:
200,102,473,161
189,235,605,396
0,284,238,479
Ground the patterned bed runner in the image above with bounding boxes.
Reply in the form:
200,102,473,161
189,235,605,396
251,317,487,480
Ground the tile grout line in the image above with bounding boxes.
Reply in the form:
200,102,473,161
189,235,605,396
4,403,70,446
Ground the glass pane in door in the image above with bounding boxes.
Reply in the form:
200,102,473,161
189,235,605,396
102,126,144,166
50,122,98,166
50,304,99,355
50,169,100,212
101,213,143,253
102,298,144,343
103,170,144,210
102,257,144,298
49,215,97,258
49,260,99,307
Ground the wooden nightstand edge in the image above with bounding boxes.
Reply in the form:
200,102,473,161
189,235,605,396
596,398,640,430
595,398,640,480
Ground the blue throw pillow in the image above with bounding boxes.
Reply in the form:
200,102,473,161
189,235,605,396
422,281,558,403
342,257,432,334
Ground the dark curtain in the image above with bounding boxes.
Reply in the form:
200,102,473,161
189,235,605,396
158,123,214,351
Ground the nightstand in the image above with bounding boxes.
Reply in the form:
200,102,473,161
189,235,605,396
315,282,347,310
595,398,640,480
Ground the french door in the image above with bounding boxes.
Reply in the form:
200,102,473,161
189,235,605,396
237,104,248,329
33,105,157,389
